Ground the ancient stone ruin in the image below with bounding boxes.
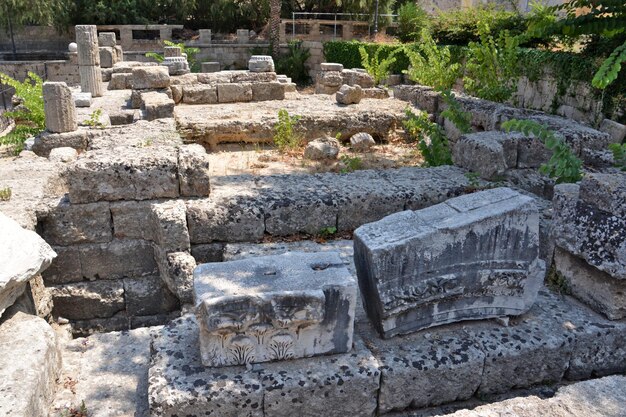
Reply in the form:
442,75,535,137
0,39,625,417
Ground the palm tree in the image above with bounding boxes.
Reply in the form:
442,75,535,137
269,0,281,58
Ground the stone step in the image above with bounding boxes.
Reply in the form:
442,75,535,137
0,312,60,417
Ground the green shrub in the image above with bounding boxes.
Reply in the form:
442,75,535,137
340,155,363,173
502,119,582,183
396,2,430,42
440,89,471,134
359,45,399,85
403,108,452,167
404,29,462,90
464,24,520,102
609,143,626,171
275,40,311,85
0,71,45,154
432,5,527,46
273,109,302,152
0,187,11,202
323,41,409,75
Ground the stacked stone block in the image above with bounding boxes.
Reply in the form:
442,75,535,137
163,46,190,76
39,144,211,334
76,25,104,97
316,63,375,94
552,173,626,319
98,32,122,69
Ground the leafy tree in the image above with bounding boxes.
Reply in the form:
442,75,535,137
359,45,399,85
0,0,60,56
528,0,626,89
396,2,429,42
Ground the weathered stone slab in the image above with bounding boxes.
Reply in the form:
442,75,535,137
79,239,158,280
149,314,378,417
50,327,152,417
99,46,117,68
194,251,357,367
66,146,179,203
260,336,380,417
379,165,473,211
155,249,196,305
181,84,217,104
132,66,170,90
251,82,285,101
201,62,220,73
359,321,484,413
0,212,56,318
0,312,60,417
469,298,573,395
150,200,190,253
142,91,175,121
49,146,79,163
49,280,125,320
108,72,133,90
554,247,626,320
186,175,265,243
123,275,179,316
110,200,154,240
316,170,405,231
537,289,626,380
33,130,89,157
43,82,78,133
41,245,82,285
217,82,253,103
452,131,520,179
256,174,338,235
552,176,626,280
40,200,112,245
98,32,116,47
191,243,225,263
354,187,545,338
178,144,211,197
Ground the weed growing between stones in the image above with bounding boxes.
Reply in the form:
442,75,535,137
502,119,582,183
273,109,303,152
340,155,363,173
403,108,453,167
609,143,626,171
359,45,399,85
59,400,88,417
546,264,570,295
83,109,105,129
0,187,11,201
318,226,337,239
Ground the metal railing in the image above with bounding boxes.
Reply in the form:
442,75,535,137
289,12,398,40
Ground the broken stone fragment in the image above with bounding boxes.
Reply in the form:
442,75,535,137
336,84,362,105
354,187,545,338
304,136,340,160
131,66,171,90
43,82,78,133
194,251,357,367
349,132,375,152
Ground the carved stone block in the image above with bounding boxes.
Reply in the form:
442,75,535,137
354,187,545,338
194,251,356,367
43,82,77,133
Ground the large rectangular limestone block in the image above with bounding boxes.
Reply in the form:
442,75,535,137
99,46,117,68
354,187,545,338
132,66,170,90
181,85,217,104
79,239,158,281
217,83,252,103
194,251,357,367
49,280,125,320
251,82,285,101
142,91,175,121
177,144,211,197
41,201,112,245
66,146,179,203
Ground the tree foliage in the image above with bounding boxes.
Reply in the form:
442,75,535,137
359,44,399,85
403,29,461,90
